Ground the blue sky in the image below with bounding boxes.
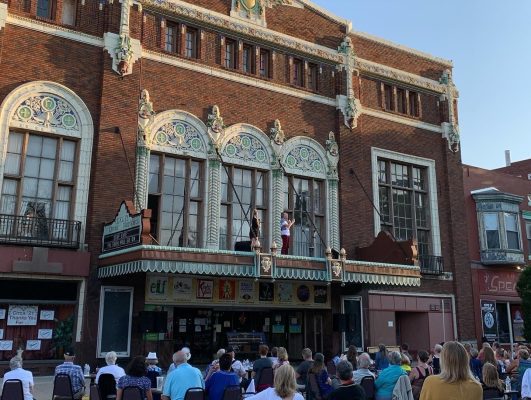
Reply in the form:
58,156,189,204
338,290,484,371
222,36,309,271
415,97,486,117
310,0,531,169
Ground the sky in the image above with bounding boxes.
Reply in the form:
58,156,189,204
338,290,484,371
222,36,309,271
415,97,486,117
310,0,531,169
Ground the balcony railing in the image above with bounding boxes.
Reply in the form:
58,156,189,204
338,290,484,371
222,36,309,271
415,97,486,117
418,255,444,275
0,214,81,249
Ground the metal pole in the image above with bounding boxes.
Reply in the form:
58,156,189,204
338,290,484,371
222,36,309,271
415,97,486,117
441,298,446,343
507,302,514,359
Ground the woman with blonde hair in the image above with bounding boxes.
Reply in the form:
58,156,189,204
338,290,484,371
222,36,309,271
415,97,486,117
420,341,482,400
482,346,497,369
481,363,504,398
273,347,290,371
248,364,304,400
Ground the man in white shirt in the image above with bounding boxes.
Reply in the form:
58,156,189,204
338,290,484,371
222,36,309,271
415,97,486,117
3,356,34,400
95,351,125,384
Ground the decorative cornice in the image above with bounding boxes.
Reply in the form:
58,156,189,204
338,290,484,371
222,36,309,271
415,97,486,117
5,13,103,47
141,0,343,63
142,49,337,106
104,32,142,76
362,108,443,133
356,58,447,94
0,3,7,32
352,30,453,67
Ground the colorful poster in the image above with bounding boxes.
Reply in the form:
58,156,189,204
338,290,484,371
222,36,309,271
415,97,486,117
146,275,169,301
277,283,293,303
296,285,310,303
172,278,193,301
239,281,255,302
314,286,328,304
481,300,498,341
219,280,236,301
196,280,213,299
259,282,274,302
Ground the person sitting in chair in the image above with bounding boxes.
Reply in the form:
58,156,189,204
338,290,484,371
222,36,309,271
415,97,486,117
3,356,35,400
55,351,85,399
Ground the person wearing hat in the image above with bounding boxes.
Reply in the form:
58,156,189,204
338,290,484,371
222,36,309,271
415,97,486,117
146,352,163,374
54,350,85,399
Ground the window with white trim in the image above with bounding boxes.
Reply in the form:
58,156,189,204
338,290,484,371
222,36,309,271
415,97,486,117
148,154,203,248
283,175,325,257
1,131,76,221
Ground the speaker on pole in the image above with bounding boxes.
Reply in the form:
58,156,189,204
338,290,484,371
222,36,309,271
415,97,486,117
140,311,156,333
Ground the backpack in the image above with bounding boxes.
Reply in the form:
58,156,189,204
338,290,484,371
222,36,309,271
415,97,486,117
411,366,431,400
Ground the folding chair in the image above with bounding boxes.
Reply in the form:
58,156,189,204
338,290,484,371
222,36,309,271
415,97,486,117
1,379,24,400
53,374,74,400
184,387,205,400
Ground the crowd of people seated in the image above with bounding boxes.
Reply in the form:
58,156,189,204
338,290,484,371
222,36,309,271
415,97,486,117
3,339,531,400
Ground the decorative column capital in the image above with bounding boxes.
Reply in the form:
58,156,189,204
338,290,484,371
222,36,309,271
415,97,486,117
440,69,460,153
337,36,361,130
207,105,226,153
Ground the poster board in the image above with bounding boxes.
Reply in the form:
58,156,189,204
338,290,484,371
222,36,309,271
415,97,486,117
97,286,133,357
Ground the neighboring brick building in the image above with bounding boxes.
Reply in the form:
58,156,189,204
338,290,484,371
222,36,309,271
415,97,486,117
0,0,473,370
463,160,531,346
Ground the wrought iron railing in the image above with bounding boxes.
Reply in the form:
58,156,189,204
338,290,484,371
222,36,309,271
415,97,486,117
418,254,444,275
0,214,81,249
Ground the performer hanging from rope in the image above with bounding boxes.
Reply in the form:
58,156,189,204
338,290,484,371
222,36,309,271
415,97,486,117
280,212,295,255
249,209,261,249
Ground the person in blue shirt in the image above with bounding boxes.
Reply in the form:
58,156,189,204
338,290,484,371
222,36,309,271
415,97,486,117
374,344,390,371
205,353,240,400
375,351,406,400
162,351,204,400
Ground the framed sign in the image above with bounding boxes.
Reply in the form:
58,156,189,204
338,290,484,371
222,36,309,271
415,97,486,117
40,310,54,320
38,329,53,339
0,341,13,351
0,309,6,319
7,305,38,326
26,340,41,351
102,202,142,254
481,300,498,341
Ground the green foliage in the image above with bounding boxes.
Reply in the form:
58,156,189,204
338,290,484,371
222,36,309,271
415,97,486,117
516,268,531,341
53,315,74,354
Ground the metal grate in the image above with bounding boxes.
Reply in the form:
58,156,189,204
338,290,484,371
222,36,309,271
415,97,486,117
0,214,81,249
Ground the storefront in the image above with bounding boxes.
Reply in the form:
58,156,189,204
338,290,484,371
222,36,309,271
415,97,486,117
142,274,331,363
472,268,523,344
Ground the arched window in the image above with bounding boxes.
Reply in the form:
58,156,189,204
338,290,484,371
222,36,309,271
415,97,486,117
0,82,94,246
146,111,209,248
280,137,329,257
218,124,273,251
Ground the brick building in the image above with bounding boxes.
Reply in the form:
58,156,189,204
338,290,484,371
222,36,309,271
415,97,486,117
0,0,473,370
463,158,531,346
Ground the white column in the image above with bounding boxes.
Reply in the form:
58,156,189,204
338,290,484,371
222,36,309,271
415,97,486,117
271,168,284,248
328,177,340,251
134,145,150,211
206,157,221,249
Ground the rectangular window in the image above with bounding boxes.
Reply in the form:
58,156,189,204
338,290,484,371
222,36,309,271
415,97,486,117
384,84,393,111
397,88,406,114
526,222,531,255
148,154,203,248
259,49,270,78
37,0,53,18
165,22,178,53
242,44,253,74
219,166,268,251
409,91,419,116
224,39,236,69
378,159,430,254
284,176,325,257
292,58,303,87
484,213,500,249
185,27,198,58
504,213,520,250
61,0,76,25
307,63,318,91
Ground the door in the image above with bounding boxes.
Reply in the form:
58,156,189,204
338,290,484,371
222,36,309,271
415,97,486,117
342,296,363,351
